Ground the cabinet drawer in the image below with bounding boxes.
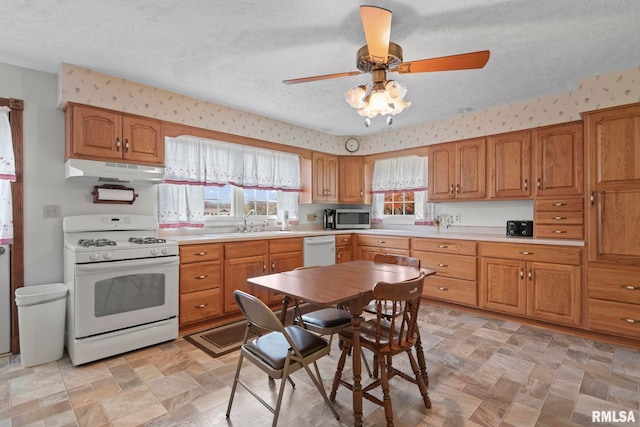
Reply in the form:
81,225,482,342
479,242,581,265
588,268,640,305
269,238,303,254
411,238,477,255
357,235,410,250
534,224,584,240
180,262,221,294
534,211,583,225
534,197,583,212
413,251,477,281
180,243,221,263
335,234,353,247
587,299,640,339
225,240,268,258
423,276,477,306
180,288,222,325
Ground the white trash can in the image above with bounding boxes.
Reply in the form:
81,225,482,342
15,283,67,367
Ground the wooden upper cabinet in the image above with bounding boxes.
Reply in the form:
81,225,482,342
585,103,640,264
339,156,364,203
312,152,338,203
65,103,163,166
429,138,485,201
487,130,531,198
533,121,584,196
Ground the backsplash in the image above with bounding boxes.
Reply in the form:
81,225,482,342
58,63,640,155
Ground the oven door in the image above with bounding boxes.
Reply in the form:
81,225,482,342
73,256,179,338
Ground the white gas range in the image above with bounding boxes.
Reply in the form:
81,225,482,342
63,214,179,366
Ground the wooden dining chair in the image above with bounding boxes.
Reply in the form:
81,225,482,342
292,266,373,377
329,272,431,426
226,290,340,426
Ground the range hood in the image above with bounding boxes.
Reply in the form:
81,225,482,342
65,158,165,184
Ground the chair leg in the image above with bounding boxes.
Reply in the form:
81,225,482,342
406,349,431,409
361,347,373,378
226,353,245,418
330,344,350,401
302,361,340,420
414,331,429,387
379,354,394,427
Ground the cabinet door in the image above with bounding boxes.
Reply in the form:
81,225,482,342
223,255,267,313
312,152,339,202
428,143,455,200
122,115,164,165
456,138,486,199
533,122,584,196
267,251,303,304
589,190,640,262
339,156,364,203
69,105,122,160
480,257,527,315
488,130,531,198
527,262,580,326
336,245,352,264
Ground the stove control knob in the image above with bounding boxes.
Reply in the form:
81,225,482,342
90,252,100,261
161,247,169,255
103,251,113,260
151,248,158,256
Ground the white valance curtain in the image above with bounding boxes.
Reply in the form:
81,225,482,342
0,107,15,243
371,155,433,225
159,135,301,228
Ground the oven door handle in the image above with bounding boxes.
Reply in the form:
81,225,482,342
75,257,179,272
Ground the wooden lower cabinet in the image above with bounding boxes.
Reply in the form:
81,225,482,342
479,242,581,326
178,244,223,327
335,234,353,264
587,267,640,339
224,241,268,313
412,238,478,306
266,238,304,304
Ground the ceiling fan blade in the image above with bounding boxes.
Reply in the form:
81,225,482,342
360,5,392,63
393,50,490,74
282,70,362,85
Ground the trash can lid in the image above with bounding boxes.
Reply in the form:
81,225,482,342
15,283,68,306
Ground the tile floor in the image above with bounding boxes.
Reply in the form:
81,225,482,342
1,303,639,426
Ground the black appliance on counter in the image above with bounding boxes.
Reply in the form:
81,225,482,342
323,209,336,229
506,220,534,237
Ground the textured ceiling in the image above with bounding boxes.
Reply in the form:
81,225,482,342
1,1,639,136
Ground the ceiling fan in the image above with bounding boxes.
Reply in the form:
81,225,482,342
283,5,490,123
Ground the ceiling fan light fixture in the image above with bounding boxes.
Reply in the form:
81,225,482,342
347,78,410,120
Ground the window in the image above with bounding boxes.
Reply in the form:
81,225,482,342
383,191,415,215
203,184,279,219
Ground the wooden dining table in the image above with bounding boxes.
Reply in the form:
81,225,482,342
247,260,436,427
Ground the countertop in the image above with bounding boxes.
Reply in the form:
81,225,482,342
168,228,585,247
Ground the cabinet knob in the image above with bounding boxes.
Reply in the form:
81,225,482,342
552,216,566,220
437,263,448,267
520,268,524,279
195,303,208,309
620,317,639,324
263,264,267,272
437,245,448,249
552,202,567,207
528,270,532,280
116,137,121,152
377,240,386,244
536,178,541,190
450,184,454,194
621,285,640,290
125,139,129,153
456,184,460,194
271,262,275,271
195,275,208,280
524,179,528,191
195,252,207,256
519,251,534,255
437,287,449,291
553,230,567,234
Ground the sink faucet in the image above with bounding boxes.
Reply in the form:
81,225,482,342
242,209,256,232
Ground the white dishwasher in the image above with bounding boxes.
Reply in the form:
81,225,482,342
303,235,336,266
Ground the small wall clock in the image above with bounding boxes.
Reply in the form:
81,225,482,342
345,137,360,153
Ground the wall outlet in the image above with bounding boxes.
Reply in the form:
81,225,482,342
307,213,317,221
43,204,60,218
453,213,461,223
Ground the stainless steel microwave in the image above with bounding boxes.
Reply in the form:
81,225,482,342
335,209,371,229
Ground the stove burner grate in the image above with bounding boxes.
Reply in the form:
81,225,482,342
128,237,167,244
78,239,117,247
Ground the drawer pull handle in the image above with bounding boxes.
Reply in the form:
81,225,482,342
195,252,208,256
622,285,640,290
342,238,348,242
519,251,534,255
552,203,567,207
437,287,449,291
553,230,567,234
437,263,448,267
621,317,639,324
195,303,208,309
437,245,448,249
195,275,208,280
377,240,386,244
520,268,524,279
552,216,566,220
